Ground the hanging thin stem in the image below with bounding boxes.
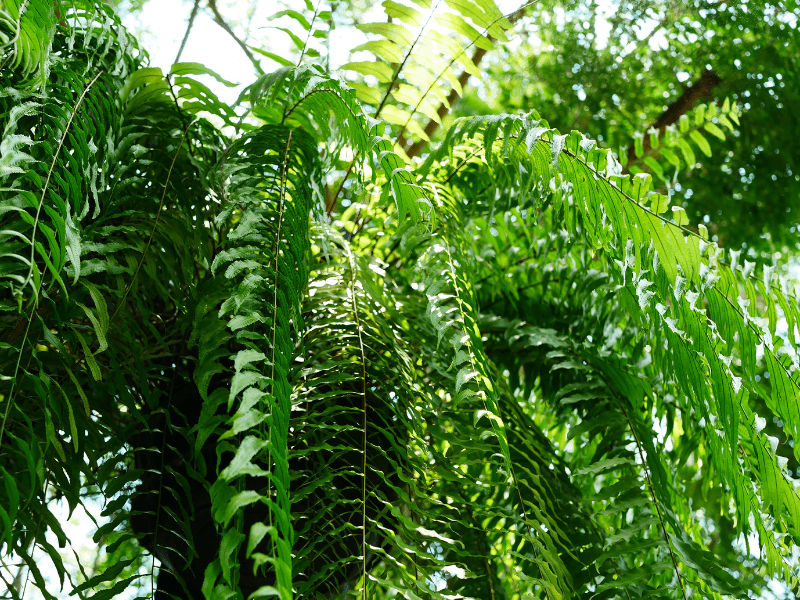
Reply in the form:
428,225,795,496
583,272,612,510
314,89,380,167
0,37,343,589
0,70,104,450
598,373,689,600
343,236,369,598
150,372,178,597
266,129,295,574
110,117,199,324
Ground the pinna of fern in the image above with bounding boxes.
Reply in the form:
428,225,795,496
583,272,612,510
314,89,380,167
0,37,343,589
0,1,799,599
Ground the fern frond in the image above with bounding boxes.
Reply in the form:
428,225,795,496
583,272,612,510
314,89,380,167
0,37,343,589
2,3,799,599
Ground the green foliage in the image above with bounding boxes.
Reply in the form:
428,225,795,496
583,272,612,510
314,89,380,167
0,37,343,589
622,99,741,184
1,1,799,600
478,0,800,255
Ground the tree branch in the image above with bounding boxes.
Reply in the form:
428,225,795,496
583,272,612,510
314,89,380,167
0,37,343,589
206,0,264,75
174,0,201,65
624,68,721,170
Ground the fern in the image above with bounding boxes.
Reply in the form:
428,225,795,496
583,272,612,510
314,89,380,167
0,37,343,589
1,1,799,599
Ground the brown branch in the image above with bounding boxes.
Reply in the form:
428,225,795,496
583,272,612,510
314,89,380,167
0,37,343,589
404,6,527,159
624,68,721,169
174,0,201,65
206,0,264,75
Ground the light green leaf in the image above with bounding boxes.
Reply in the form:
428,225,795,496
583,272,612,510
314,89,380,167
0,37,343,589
689,129,712,157
435,14,493,50
671,206,689,226
356,22,414,46
268,9,311,30
703,121,726,141
382,0,423,26
342,61,395,83
352,39,404,63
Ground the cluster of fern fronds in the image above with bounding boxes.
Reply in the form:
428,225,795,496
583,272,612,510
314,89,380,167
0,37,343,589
0,1,798,599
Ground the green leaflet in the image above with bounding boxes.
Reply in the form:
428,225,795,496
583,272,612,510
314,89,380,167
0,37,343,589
623,99,740,187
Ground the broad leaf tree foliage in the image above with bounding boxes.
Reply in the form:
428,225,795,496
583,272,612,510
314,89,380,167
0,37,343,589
1,1,800,599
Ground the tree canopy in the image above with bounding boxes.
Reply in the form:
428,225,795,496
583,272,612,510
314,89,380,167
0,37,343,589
1,1,800,600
